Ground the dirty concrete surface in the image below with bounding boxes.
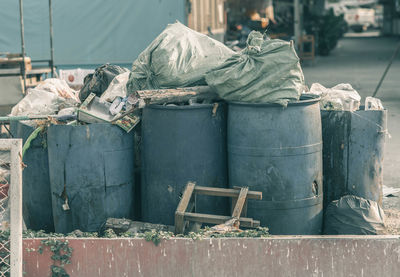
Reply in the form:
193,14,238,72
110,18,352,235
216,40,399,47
302,34,400,233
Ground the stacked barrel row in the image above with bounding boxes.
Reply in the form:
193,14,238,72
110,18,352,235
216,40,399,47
12,95,386,235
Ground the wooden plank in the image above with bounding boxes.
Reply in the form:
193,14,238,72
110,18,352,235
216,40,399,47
232,187,248,219
183,212,260,228
194,186,262,200
136,86,220,105
175,182,196,234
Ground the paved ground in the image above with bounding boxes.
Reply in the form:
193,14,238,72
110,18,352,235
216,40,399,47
302,35,400,230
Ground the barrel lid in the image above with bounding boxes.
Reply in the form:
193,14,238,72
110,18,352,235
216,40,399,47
229,94,320,107
146,102,224,110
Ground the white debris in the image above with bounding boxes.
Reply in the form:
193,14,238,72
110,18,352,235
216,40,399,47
309,83,361,111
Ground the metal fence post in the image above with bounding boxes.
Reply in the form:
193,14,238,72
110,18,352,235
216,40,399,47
0,139,23,277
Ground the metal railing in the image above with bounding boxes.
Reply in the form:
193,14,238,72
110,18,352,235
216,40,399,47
0,139,22,277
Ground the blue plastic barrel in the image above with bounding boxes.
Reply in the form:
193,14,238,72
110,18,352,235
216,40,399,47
10,121,54,232
47,123,135,233
141,103,228,226
322,107,387,207
228,95,323,235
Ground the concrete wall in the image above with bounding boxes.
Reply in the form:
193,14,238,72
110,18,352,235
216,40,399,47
23,236,400,277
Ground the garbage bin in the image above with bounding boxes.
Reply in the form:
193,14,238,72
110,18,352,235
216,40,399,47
322,107,387,208
47,123,135,233
141,103,228,226
228,95,323,235
10,121,54,232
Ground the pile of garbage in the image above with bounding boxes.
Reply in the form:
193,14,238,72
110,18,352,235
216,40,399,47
308,83,384,111
3,21,390,237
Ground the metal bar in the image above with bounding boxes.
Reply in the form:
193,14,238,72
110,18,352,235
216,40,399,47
372,42,400,97
294,0,301,46
0,139,23,277
48,0,55,77
18,0,26,93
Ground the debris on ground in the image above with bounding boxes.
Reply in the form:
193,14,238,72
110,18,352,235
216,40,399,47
324,195,386,235
383,185,400,197
79,64,128,101
208,218,242,234
100,218,174,235
383,209,400,235
309,83,361,111
205,31,304,106
126,21,234,93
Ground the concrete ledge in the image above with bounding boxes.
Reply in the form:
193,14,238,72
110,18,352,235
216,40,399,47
23,236,400,277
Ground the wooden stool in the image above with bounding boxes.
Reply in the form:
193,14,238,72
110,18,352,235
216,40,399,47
174,182,262,234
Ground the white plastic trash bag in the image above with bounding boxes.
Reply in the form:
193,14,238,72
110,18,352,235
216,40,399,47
11,79,80,116
365,96,384,110
126,21,234,93
309,83,361,111
35,78,80,102
100,72,130,102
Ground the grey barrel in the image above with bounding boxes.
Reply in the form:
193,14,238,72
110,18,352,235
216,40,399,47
322,108,387,208
228,95,323,235
10,121,54,232
141,103,228,226
47,124,135,233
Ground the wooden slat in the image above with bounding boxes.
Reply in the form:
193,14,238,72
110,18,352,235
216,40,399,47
232,187,248,219
183,212,260,228
194,186,262,200
175,182,196,234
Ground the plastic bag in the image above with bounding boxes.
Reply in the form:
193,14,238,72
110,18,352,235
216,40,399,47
324,195,386,235
365,96,384,110
79,64,128,101
11,88,76,116
100,72,130,102
126,21,234,94
309,83,361,111
11,79,79,116
35,78,80,102
205,31,304,106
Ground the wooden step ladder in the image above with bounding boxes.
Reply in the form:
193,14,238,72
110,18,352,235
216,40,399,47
175,182,262,234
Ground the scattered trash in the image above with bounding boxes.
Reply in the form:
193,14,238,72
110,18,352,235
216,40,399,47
209,218,242,234
100,218,174,235
383,185,400,197
205,31,304,106
79,64,128,101
309,83,361,111
78,93,140,132
100,71,130,103
10,79,80,117
324,195,386,235
126,21,234,93
365,96,384,110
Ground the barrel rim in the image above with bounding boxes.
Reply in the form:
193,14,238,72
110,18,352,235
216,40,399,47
146,102,225,110
228,94,321,107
